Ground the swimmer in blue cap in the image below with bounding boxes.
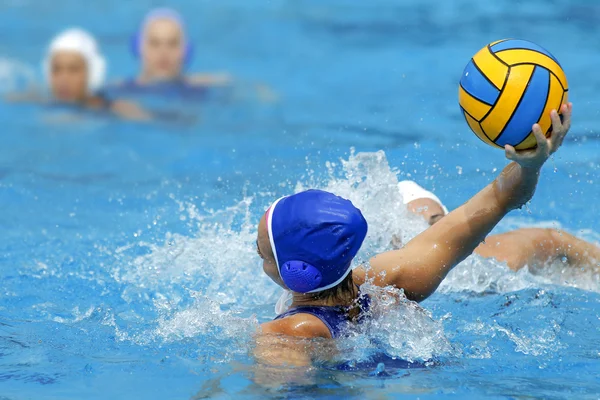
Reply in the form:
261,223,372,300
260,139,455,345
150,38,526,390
398,178,600,272
256,104,572,351
114,8,277,102
123,8,230,88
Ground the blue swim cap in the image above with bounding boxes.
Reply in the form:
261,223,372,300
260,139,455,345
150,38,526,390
131,8,194,65
267,190,368,294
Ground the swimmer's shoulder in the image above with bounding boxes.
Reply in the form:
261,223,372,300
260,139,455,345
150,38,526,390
261,313,331,339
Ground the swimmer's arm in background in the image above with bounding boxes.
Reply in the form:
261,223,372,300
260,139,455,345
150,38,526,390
110,99,152,121
4,87,45,103
360,104,572,302
187,72,232,87
187,73,279,103
111,99,199,124
475,228,600,271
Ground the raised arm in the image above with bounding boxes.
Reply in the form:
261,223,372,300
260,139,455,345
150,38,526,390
361,104,572,302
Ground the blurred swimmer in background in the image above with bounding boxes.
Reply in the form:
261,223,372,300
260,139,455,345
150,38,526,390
114,8,276,101
7,28,150,120
116,8,230,92
397,180,600,272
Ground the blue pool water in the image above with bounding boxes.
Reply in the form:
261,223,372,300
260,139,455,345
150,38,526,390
1,0,599,398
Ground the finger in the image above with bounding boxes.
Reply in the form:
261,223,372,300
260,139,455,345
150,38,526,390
550,109,563,137
561,102,572,132
552,110,568,149
553,105,571,149
505,144,518,161
532,123,549,152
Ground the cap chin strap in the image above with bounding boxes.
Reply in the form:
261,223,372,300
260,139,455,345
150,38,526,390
88,54,106,93
266,196,284,277
275,290,293,315
308,262,353,292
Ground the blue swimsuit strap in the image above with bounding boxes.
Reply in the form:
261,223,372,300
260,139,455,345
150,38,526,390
275,305,348,338
274,291,371,339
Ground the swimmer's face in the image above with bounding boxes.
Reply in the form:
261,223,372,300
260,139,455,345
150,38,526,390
256,214,286,289
141,18,185,80
49,52,89,102
407,199,446,226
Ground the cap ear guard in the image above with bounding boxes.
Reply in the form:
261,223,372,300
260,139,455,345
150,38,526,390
88,53,106,92
280,261,322,294
130,34,140,58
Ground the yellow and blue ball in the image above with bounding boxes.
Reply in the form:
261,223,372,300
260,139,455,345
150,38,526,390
459,39,568,150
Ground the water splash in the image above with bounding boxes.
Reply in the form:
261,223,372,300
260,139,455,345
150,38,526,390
459,289,567,359
112,150,599,364
338,282,456,363
115,197,281,308
153,293,258,344
300,149,429,255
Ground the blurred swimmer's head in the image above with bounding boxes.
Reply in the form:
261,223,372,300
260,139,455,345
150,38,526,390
133,8,193,82
256,190,368,295
43,28,106,102
398,181,448,226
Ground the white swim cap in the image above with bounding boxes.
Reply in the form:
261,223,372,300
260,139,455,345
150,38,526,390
398,180,449,215
43,28,106,94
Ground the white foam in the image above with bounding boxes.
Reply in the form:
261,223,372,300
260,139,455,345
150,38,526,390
298,149,429,256
152,292,259,360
